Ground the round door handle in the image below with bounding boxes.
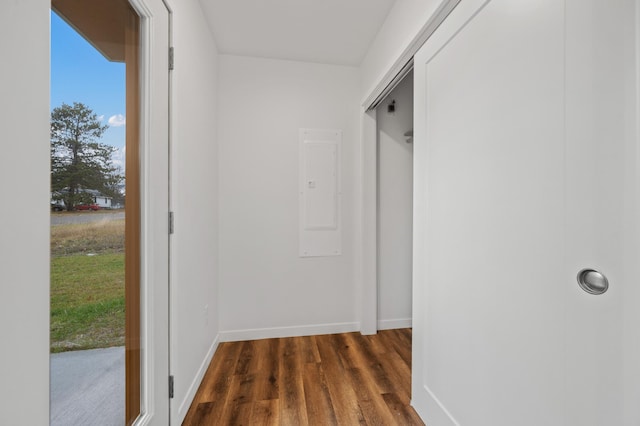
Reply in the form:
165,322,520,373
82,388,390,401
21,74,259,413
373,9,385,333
577,268,609,295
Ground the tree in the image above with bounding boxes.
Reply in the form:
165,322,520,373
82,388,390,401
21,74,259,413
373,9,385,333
51,102,123,211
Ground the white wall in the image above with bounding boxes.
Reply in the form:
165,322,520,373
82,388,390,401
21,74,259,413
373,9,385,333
0,1,51,424
170,0,220,423
360,0,441,102
218,55,361,340
376,72,413,329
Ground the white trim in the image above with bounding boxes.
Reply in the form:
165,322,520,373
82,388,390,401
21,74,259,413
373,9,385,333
376,318,412,330
361,0,462,110
411,29,429,426
127,0,172,423
366,59,414,112
359,109,377,335
219,322,359,342
126,0,154,422
175,336,219,424
126,2,158,422
411,385,460,426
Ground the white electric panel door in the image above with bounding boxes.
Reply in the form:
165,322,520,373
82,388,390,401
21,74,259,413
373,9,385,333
299,129,341,257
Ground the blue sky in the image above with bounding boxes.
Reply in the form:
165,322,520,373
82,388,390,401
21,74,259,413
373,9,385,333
51,11,126,168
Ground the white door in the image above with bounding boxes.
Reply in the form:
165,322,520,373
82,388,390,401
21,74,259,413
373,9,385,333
412,0,639,424
130,0,171,423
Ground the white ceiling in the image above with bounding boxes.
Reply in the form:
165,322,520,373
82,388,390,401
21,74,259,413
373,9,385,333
199,0,397,66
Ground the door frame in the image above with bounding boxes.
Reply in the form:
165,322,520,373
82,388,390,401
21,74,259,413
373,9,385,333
126,0,172,423
358,0,461,335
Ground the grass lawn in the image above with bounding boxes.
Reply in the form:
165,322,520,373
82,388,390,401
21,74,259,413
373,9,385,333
51,219,125,256
50,219,125,353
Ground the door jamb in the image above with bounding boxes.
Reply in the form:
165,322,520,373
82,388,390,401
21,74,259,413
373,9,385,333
358,0,461,335
359,109,378,335
126,0,172,423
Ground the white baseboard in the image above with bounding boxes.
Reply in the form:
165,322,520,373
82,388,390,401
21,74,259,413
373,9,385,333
377,318,412,330
175,335,220,424
219,321,360,342
412,384,460,426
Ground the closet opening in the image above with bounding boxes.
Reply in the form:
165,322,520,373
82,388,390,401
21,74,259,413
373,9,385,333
374,70,414,332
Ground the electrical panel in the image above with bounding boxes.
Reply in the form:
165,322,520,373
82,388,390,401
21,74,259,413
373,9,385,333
299,129,342,257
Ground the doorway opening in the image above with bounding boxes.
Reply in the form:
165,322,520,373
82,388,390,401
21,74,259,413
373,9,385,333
375,70,414,332
49,1,141,424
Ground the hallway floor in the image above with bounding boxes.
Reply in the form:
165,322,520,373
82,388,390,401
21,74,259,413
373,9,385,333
183,329,422,425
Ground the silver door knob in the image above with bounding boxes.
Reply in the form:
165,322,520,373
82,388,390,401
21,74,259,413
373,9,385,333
577,269,609,295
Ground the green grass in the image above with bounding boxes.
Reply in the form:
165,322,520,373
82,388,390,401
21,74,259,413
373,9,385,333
51,219,125,353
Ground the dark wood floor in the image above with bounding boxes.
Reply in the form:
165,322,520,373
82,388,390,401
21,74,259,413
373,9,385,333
183,328,423,425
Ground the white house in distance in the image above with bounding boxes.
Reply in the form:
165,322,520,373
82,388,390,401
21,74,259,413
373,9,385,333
51,189,113,209
4,0,640,425
85,189,112,209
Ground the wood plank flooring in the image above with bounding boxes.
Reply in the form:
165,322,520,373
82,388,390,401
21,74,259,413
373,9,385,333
183,329,423,425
